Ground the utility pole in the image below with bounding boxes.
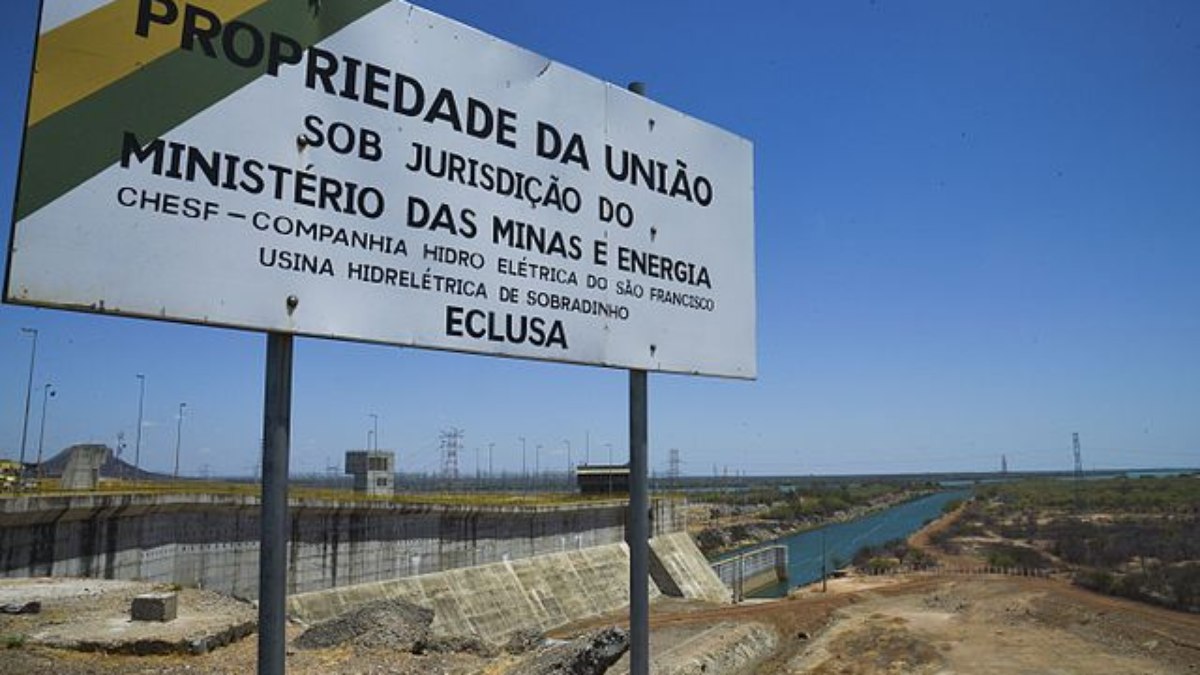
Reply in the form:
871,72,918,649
18,328,38,473
564,439,572,486
520,436,527,485
134,374,145,480
115,431,125,478
369,413,379,451
36,384,55,479
821,529,828,593
173,402,186,479
1072,432,1083,510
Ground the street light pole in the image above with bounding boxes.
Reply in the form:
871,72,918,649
18,328,38,471
821,529,828,593
564,439,572,486
520,436,527,484
173,402,186,479
36,383,55,479
134,374,145,479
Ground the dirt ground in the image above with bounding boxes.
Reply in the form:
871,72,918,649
9,574,1193,674
4,506,1199,673
787,576,1199,673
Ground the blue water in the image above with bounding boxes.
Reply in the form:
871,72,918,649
742,490,969,597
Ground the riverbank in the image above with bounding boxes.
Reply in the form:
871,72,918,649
689,486,940,558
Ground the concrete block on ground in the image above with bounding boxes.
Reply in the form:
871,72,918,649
131,592,178,622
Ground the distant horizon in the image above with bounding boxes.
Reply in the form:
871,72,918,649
19,439,1197,482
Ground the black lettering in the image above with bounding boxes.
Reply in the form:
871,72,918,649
135,0,177,38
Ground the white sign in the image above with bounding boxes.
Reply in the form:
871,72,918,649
7,0,756,378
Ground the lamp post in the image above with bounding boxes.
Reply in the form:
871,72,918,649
116,431,126,479
564,439,572,486
821,529,828,593
519,436,527,484
173,402,186,479
35,383,55,478
134,374,145,479
369,413,378,451
18,328,38,472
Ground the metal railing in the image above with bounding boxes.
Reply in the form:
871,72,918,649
711,544,788,601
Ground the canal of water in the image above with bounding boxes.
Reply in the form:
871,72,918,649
741,489,970,597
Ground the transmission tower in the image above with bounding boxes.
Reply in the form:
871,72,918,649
668,448,681,489
1072,432,1083,509
1000,454,1007,476
440,428,463,482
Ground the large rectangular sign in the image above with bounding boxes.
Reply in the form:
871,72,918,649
7,0,756,378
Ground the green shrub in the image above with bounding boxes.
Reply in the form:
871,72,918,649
866,557,900,574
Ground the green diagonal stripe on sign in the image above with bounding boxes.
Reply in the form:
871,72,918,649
17,0,389,221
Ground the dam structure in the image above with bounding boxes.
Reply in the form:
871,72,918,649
0,490,687,600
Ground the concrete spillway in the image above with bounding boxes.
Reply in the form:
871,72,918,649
0,492,685,599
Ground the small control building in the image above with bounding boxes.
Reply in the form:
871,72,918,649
345,451,395,496
575,463,630,495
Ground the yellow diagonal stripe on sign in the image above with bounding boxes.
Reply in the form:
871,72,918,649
29,0,270,126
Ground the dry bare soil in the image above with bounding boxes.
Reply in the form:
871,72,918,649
3,508,1199,673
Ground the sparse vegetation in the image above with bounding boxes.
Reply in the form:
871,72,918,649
852,537,936,572
933,475,1200,613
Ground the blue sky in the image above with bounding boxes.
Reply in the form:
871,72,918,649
2,0,1197,477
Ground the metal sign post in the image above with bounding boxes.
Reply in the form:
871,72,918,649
626,80,651,675
628,368,650,675
258,332,293,675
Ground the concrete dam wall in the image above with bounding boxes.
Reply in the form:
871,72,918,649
288,532,731,644
0,492,685,599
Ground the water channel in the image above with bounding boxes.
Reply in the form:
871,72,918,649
741,489,971,597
